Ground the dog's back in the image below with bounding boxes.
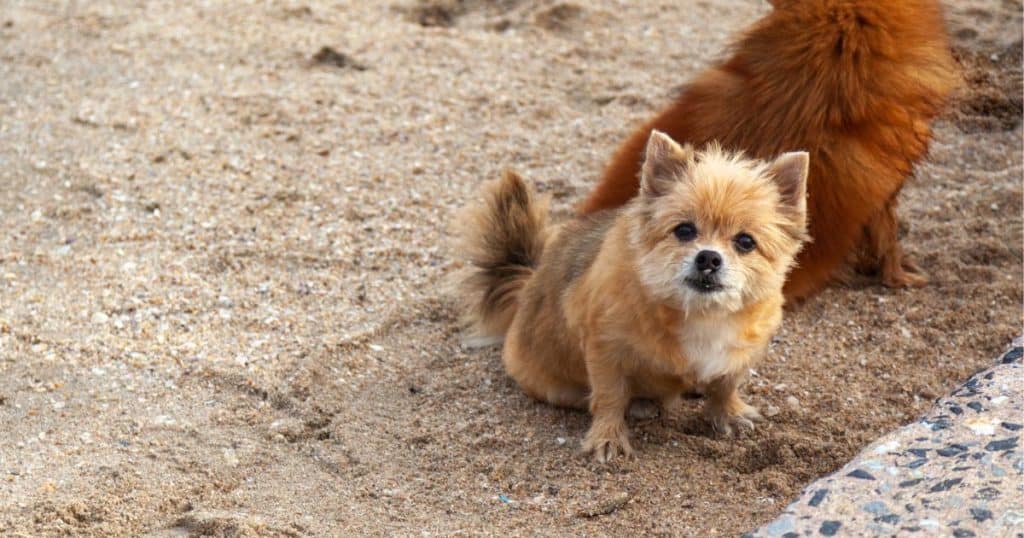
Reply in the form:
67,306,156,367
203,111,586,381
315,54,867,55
580,0,958,300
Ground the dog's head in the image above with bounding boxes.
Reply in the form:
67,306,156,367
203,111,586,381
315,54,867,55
627,131,810,314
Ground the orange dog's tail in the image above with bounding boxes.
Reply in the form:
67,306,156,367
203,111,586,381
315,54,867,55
456,170,550,340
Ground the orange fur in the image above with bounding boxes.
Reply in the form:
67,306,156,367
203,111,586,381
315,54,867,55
579,0,958,301
456,132,810,461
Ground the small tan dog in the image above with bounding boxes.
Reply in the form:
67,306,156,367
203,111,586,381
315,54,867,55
457,132,810,461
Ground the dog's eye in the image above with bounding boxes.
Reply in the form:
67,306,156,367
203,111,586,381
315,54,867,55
734,233,756,253
673,222,697,241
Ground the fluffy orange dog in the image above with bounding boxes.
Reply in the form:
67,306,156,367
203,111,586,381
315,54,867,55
579,0,957,301
457,132,809,461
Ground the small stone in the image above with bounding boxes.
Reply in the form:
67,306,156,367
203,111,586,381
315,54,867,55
863,500,888,514
929,478,962,492
785,396,800,409
807,489,827,507
984,437,1017,451
1001,347,1022,364
973,487,999,500
91,312,109,324
937,444,967,457
969,507,992,522
819,520,841,536
577,491,630,518
846,469,874,480
555,437,566,445
874,514,900,525
764,405,780,418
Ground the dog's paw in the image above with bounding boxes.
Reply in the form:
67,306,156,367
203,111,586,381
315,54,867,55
882,257,928,288
706,403,762,438
582,421,633,463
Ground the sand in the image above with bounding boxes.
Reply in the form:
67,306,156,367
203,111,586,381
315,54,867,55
0,0,1020,536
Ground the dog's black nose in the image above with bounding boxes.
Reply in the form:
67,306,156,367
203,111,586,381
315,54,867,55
695,250,722,274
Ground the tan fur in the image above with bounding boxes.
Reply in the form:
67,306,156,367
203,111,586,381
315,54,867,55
455,170,550,339
456,132,810,461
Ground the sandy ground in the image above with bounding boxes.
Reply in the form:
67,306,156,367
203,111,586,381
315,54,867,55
0,0,1020,536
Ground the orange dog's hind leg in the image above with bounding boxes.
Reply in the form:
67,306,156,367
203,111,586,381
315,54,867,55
858,194,928,288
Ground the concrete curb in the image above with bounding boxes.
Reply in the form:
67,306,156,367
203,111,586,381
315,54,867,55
748,340,1024,537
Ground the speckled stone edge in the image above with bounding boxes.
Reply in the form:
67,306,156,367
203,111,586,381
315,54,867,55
748,339,1024,538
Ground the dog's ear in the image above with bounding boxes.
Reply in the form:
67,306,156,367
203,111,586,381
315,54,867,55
769,151,809,218
641,130,693,198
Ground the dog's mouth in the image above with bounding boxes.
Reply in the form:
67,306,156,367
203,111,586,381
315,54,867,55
685,276,724,293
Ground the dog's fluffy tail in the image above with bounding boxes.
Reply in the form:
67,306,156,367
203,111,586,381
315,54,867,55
456,170,549,341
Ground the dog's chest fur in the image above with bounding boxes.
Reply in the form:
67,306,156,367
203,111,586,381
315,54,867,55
677,315,742,383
